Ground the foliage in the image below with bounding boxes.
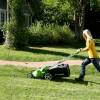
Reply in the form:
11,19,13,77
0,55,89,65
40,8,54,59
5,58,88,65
5,0,28,49
4,21,16,48
32,0,74,26
90,0,100,9
29,0,42,18
28,22,74,45
4,0,100,48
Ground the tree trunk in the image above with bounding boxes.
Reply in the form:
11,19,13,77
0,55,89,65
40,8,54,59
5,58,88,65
74,9,81,39
5,0,10,47
7,0,10,21
74,0,87,40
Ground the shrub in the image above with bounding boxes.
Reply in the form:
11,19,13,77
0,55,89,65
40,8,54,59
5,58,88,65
28,21,74,45
3,21,16,48
4,21,29,49
4,0,29,49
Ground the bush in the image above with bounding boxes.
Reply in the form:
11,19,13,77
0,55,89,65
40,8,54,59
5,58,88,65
4,21,29,49
28,21,74,45
13,28,29,49
3,21,16,48
3,0,29,49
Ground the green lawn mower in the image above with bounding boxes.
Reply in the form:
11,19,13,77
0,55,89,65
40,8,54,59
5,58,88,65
27,63,70,80
27,52,79,80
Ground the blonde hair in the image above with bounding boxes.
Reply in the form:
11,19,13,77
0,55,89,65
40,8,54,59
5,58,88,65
83,29,93,39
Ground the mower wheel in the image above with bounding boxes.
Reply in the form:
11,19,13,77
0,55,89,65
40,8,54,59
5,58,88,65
44,72,52,80
27,73,33,78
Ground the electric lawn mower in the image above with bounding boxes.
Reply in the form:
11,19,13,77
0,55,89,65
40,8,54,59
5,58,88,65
27,52,79,80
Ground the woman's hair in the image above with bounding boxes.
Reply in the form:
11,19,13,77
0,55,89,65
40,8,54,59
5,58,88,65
83,29,93,39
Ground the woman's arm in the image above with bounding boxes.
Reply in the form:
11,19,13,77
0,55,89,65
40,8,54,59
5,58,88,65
77,39,90,52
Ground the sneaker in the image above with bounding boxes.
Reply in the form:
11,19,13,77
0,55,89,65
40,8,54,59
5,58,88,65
75,77,84,81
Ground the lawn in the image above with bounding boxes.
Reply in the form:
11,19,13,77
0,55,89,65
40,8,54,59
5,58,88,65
0,40,100,100
0,65,100,100
0,43,100,62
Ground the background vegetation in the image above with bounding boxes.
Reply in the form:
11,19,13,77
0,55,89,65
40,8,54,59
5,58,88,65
2,0,100,49
4,0,28,49
28,22,74,45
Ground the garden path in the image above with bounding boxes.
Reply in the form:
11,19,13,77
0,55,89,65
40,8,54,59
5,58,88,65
0,60,82,68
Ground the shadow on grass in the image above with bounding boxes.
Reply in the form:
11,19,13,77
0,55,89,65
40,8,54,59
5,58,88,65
53,78,100,86
25,47,69,57
22,47,86,59
96,40,100,46
87,80,100,85
53,78,88,85
96,43,100,46
97,50,100,53
73,55,86,59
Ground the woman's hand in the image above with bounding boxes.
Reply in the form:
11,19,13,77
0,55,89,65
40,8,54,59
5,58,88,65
76,48,83,53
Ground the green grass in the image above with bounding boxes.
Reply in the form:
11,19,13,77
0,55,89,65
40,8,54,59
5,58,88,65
0,44,100,62
0,65,100,100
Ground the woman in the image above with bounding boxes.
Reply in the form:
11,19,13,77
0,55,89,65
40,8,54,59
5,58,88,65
75,29,100,81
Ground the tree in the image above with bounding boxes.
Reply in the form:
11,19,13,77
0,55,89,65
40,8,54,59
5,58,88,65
5,0,28,49
68,0,88,40
75,0,87,39
7,0,10,22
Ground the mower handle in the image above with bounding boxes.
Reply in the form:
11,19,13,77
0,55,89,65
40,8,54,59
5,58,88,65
74,51,80,54
57,51,79,64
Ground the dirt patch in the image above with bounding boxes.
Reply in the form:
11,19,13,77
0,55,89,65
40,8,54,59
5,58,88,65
0,60,82,68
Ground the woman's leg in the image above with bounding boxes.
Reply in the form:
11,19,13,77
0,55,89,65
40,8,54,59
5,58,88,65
79,58,91,79
92,59,100,72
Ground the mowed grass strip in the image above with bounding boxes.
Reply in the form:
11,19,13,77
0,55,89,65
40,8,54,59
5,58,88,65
0,65,100,100
0,39,100,62
0,45,89,62
0,43,100,62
